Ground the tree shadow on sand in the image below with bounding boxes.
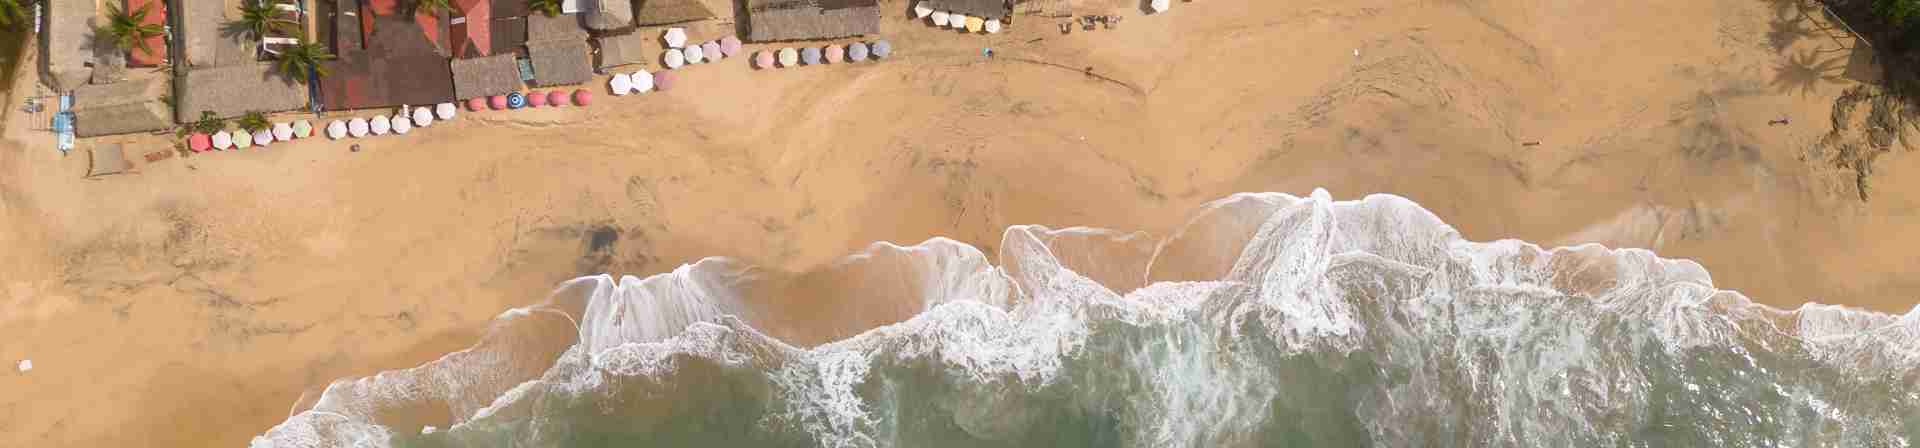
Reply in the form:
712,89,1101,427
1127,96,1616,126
1773,49,1849,96
1759,0,1856,52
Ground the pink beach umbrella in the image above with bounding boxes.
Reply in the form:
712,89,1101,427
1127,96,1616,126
701,41,723,60
467,97,486,111
188,133,210,152
824,45,843,64
547,90,566,107
252,130,274,147
720,36,742,57
528,90,547,107
572,89,592,106
489,95,508,110
654,70,676,91
753,50,775,69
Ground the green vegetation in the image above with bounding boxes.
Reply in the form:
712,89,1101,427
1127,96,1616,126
411,0,451,16
274,39,333,84
238,111,270,133
99,2,164,58
1875,0,1920,27
0,0,32,30
176,111,227,138
230,0,299,41
529,0,560,17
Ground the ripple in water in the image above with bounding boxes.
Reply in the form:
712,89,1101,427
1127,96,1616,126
254,190,1920,447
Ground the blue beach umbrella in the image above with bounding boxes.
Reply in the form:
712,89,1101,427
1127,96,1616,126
871,40,892,59
507,92,527,109
847,42,869,62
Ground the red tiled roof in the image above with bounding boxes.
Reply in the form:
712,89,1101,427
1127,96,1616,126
127,0,167,66
450,0,492,58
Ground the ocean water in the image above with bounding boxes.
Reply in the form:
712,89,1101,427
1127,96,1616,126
253,190,1920,447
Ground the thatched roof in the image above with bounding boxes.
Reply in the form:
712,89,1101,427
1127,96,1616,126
527,39,593,86
87,144,132,177
742,0,880,43
527,12,589,43
175,0,256,67
595,33,647,69
41,0,95,91
634,0,715,26
583,0,633,31
175,63,310,122
451,53,525,99
72,77,174,137
923,0,1008,20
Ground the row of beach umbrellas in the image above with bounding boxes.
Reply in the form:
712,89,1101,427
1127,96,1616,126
462,89,598,111
610,69,681,95
186,119,317,152
324,103,457,140
753,40,893,69
663,35,743,70
914,5,1002,33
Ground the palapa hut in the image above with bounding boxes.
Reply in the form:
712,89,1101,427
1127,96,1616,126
174,63,310,121
40,0,95,91
527,12,590,42
451,53,525,99
173,0,256,68
634,0,716,26
595,33,649,70
741,0,880,42
71,77,173,137
319,5,458,110
583,0,633,31
921,0,1009,20
527,40,595,86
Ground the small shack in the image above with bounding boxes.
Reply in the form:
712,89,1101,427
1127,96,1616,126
741,0,880,42
595,33,648,70
527,40,594,86
175,63,310,121
87,144,132,178
634,0,716,26
72,77,174,137
451,53,525,99
583,0,633,31
41,0,96,91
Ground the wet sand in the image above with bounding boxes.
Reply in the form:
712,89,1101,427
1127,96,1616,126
2,0,1918,446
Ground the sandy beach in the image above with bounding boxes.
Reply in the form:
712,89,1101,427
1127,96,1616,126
2,0,1917,445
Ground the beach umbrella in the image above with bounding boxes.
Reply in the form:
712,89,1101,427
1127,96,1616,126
392,115,412,134
871,40,892,59
211,131,233,149
847,42,869,62
189,133,211,151
663,27,688,48
348,118,369,137
801,46,821,65
824,45,843,63
489,95,507,110
952,14,970,30
610,73,633,96
468,97,487,111
293,120,313,138
507,92,527,109
272,122,294,141
631,70,654,93
654,70,676,91
721,36,743,57
984,18,1001,34
233,129,253,148
778,48,799,67
435,103,457,120
702,41,724,60
1149,0,1168,13
327,120,347,140
930,10,948,27
253,130,273,147
685,45,705,64
966,16,983,33
413,107,434,127
527,90,547,107
371,115,392,135
754,50,775,69
572,89,593,106
914,2,932,18
663,48,685,69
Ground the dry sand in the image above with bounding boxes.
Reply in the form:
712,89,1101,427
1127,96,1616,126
3,0,1918,445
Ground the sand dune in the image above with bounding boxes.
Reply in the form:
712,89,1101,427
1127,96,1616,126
1,0,1916,446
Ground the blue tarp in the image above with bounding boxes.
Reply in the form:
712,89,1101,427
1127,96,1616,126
54,94,74,153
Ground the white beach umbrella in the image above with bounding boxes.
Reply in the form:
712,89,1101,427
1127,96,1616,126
253,130,273,146
371,115,392,135
702,41,723,60
777,47,799,67
327,120,347,140
272,122,294,141
212,131,233,149
684,44,705,64
930,10,948,27
1150,0,1169,13
663,48,685,69
914,2,932,18
984,17,1001,34
233,129,253,148
412,107,434,127
663,27,688,48
610,73,632,96
631,69,654,93
393,115,412,134
435,102,456,120
951,14,969,29
348,118,369,137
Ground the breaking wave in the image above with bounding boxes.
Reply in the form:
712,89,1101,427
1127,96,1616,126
253,190,1920,447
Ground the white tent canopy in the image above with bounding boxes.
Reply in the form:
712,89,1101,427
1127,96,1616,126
327,120,347,140
371,115,392,135
435,103,456,120
413,107,434,127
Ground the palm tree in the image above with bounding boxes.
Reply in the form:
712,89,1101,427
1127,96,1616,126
274,39,333,84
99,2,165,59
528,0,559,17
0,0,32,30
229,0,297,42
238,111,270,133
410,0,450,17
